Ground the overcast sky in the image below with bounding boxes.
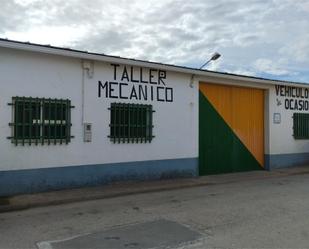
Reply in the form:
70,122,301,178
1,0,309,82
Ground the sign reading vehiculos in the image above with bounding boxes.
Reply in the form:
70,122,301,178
98,64,174,102
276,84,309,111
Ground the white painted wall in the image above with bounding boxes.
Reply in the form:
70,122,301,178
268,84,309,154
0,47,198,171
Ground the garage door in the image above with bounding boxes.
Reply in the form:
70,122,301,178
199,83,264,175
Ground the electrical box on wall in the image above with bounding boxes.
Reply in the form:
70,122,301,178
83,123,92,142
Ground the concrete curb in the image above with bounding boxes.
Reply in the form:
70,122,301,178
1,166,309,213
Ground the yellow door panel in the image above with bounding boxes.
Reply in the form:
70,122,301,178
199,83,264,167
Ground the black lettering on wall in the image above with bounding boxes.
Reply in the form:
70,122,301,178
150,86,154,101
119,83,128,99
130,85,138,99
149,69,158,84
139,85,147,100
166,87,173,102
121,66,130,81
98,81,108,98
158,70,166,85
130,66,139,82
275,85,280,96
280,86,284,96
109,82,118,98
111,64,120,80
157,87,165,101
140,68,148,83
98,65,175,103
285,99,289,109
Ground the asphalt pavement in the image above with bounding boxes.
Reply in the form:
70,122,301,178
1,166,309,248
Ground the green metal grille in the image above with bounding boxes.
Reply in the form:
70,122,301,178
109,103,154,143
8,97,74,145
293,113,309,139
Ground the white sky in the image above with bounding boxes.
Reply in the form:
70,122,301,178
1,0,309,82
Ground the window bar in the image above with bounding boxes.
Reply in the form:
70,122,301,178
60,101,63,144
118,103,120,143
294,113,296,137
14,97,18,146
146,105,149,143
302,115,307,137
293,113,298,138
307,115,308,137
132,104,135,143
22,97,25,146
65,99,70,144
145,106,149,143
299,114,301,137
298,114,300,137
299,114,300,138
134,104,138,143
35,98,39,145
141,105,143,143
143,106,146,143
304,114,306,137
113,103,117,143
136,105,139,143
304,114,306,138
28,97,32,145
68,99,72,143
108,104,112,141
143,105,146,143
142,106,145,143
135,104,137,143
304,114,307,138
110,104,113,142
134,105,137,143
294,113,297,138
128,104,131,143
304,115,309,138
137,105,140,143
122,103,125,143
139,105,142,143
41,98,45,145
138,105,141,143
298,114,301,138
111,103,114,143
130,105,133,143
118,103,121,144
53,99,56,144
303,115,308,138
300,114,302,138
149,105,153,142
47,98,51,145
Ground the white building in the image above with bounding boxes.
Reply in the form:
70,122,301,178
0,39,308,196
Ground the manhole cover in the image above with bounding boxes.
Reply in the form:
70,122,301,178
37,219,201,249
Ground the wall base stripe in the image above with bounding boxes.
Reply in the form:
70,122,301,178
265,153,309,170
0,158,198,196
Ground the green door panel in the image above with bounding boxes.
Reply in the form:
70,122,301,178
199,91,262,175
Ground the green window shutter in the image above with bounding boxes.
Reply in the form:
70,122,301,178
293,113,309,139
109,103,154,143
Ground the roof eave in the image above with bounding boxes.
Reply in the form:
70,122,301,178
0,39,308,88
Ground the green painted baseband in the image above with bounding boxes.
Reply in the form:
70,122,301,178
199,91,263,175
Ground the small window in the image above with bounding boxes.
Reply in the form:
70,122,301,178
109,103,154,143
293,113,309,139
9,97,74,145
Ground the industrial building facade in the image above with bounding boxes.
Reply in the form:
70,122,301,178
0,39,309,196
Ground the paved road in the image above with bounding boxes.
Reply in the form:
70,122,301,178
1,172,309,248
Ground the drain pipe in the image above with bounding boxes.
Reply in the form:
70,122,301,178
81,60,94,124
